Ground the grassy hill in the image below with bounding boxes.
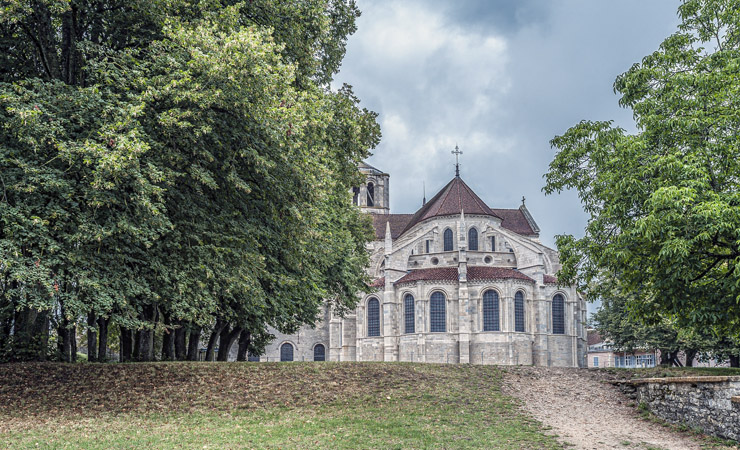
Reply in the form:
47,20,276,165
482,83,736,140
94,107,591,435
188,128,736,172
0,362,563,449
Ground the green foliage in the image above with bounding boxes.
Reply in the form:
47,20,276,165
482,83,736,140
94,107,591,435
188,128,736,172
0,0,379,361
544,0,740,340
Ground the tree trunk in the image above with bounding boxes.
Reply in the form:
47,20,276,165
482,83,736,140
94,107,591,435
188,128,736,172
87,312,98,362
97,316,109,362
34,311,50,361
70,324,77,361
659,349,672,366
730,355,739,368
136,304,156,361
58,316,73,363
684,349,697,367
205,318,226,362
187,326,201,361
236,330,251,361
161,316,174,361
120,327,133,362
132,328,141,360
174,321,187,361
217,325,242,362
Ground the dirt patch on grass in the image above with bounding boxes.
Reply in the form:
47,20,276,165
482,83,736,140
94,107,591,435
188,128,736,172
502,366,736,450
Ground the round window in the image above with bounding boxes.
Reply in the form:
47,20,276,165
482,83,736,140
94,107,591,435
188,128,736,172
431,257,439,265
484,255,493,264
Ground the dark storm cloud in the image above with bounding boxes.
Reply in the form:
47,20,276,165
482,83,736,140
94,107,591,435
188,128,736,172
333,0,681,314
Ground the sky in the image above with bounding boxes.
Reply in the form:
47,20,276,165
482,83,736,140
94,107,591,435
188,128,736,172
333,0,681,249
332,1,682,316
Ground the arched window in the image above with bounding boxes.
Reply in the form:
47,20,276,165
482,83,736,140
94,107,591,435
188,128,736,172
468,228,478,251
367,297,380,337
482,290,500,331
313,344,325,361
247,352,260,362
280,343,293,362
367,182,375,207
443,228,453,251
430,292,446,332
515,291,525,332
552,294,565,334
404,294,415,334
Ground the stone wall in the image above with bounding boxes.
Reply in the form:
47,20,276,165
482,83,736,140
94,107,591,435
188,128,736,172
630,376,740,441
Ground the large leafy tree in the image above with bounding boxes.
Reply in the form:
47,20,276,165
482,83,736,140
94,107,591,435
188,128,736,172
545,0,740,346
0,0,378,362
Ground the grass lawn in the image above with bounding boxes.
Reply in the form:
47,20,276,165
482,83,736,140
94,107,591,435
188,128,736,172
601,366,740,379
0,362,564,449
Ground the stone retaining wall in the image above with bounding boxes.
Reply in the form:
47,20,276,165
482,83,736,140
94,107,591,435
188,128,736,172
628,376,740,441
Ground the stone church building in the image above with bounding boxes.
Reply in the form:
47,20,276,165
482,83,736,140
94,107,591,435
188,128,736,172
257,160,588,367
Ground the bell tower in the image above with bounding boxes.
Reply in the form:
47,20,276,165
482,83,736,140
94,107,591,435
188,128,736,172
354,162,390,214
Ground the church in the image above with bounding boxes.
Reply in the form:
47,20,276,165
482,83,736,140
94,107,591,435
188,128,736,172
257,155,588,367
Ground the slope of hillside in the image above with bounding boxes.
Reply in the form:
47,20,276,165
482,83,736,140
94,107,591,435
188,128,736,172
0,362,561,450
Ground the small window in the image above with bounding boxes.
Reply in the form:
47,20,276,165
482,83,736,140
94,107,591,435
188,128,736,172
468,228,478,251
443,229,453,251
280,343,294,362
367,182,375,207
552,294,565,334
515,291,525,332
425,240,430,253
367,297,380,337
430,292,446,332
593,356,599,367
352,186,359,205
490,236,496,251
314,344,325,361
247,352,260,362
482,290,500,331
404,294,415,334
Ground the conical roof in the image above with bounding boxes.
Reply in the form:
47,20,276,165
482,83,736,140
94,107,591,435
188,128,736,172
400,177,501,234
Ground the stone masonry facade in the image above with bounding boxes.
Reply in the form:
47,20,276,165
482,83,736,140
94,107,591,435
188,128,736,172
258,162,588,367
627,377,740,441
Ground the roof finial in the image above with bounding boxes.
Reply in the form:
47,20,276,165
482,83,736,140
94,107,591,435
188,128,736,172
422,181,426,206
521,196,526,206
452,144,463,177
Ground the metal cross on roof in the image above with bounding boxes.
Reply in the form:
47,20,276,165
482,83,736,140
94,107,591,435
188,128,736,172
452,144,463,177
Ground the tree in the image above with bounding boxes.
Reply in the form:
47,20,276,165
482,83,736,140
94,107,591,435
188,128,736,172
0,1,379,362
544,0,740,355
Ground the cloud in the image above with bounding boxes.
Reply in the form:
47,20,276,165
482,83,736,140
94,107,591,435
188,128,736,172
335,0,681,262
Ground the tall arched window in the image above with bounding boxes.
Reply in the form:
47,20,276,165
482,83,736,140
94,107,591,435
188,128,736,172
515,291,525,332
280,343,293,362
404,294,415,334
552,294,565,334
366,182,375,206
443,228,453,251
482,290,500,331
468,228,478,251
430,292,446,332
313,344,325,361
367,297,380,337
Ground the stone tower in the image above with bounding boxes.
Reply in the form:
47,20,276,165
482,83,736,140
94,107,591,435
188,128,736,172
354,161,390,215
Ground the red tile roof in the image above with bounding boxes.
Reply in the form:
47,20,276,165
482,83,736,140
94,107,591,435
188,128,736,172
491,208,537,236
368,177,540,239
588,330,603,346
543,274,558,284
394,266,535,285
400,177,500,235
369,277,385,289
371,214,414,240
395,267,458,285
468,266,535,283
